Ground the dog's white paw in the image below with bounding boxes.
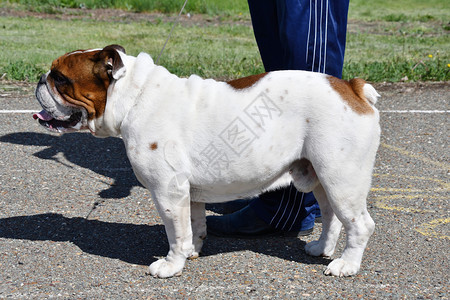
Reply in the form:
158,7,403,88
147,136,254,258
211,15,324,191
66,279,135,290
305,240,334,257
148,258,184,278
324,258,359,277
188,251,200,260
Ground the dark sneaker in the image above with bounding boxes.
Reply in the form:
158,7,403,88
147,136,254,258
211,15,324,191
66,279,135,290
207,205,313,238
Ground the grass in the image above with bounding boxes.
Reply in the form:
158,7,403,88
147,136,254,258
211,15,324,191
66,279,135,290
0,0,449,82
0,15,262,81
344,20,449,81
348,0,449,22
4,0,449,20
3,0,250,14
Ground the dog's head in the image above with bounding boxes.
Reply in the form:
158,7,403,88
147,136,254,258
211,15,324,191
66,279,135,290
34,44,126,134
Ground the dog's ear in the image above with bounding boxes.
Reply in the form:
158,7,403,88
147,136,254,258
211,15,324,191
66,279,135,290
104,44,126,54
95,45,126,80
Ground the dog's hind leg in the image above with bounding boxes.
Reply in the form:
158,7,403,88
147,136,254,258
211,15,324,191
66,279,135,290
290,160,342,257
316,167,375,277
304,183,342,257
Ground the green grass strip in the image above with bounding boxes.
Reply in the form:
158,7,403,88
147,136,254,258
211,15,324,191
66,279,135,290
0,0,449,82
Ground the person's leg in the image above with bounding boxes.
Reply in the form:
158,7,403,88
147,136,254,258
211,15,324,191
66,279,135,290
247,0,284,71
207,185,317,237
251,184,317,234
321,0,350,78
276,0,349,77
274,0,310,71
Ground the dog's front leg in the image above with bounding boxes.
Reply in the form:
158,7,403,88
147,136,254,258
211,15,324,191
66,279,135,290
148,174,194,278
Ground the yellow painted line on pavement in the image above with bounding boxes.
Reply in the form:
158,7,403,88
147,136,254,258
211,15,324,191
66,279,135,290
416,218,450,240
371,187,424,193
381,143,450,170
372,194,437,214
371,173,449,239
372,174,449,191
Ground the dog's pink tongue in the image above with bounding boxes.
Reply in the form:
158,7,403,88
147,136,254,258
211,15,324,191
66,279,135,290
33,110,53,121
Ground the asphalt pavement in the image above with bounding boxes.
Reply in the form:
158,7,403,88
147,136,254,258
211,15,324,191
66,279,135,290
0,80,448,299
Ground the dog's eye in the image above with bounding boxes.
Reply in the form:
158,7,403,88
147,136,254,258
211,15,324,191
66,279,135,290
51,71,70,86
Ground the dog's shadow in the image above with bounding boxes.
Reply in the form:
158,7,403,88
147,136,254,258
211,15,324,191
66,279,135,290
0,213,329,267
0,213,167,265
0,131,140,198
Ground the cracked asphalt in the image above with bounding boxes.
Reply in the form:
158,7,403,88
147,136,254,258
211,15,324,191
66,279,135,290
0,80,448,299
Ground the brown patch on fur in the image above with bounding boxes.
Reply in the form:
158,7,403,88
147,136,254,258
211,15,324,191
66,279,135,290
150,142,158,150
227,73,268,90
328,76,374,115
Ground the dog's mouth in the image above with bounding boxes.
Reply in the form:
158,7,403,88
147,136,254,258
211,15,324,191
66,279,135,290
33,110,84,133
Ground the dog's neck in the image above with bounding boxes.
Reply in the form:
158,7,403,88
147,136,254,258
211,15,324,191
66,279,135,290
91,52,162,137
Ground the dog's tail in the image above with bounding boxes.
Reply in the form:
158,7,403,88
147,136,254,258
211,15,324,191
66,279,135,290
362,82,380,106
350,78,380,106
329,77,380,107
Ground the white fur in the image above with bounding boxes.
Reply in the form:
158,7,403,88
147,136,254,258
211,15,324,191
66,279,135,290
363,83,380,105
39,50,381,278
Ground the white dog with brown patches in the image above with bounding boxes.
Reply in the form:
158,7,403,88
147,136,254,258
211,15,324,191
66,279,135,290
34,45,380,278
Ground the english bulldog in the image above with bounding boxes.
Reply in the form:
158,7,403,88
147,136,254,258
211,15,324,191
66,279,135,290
34,45,381,278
